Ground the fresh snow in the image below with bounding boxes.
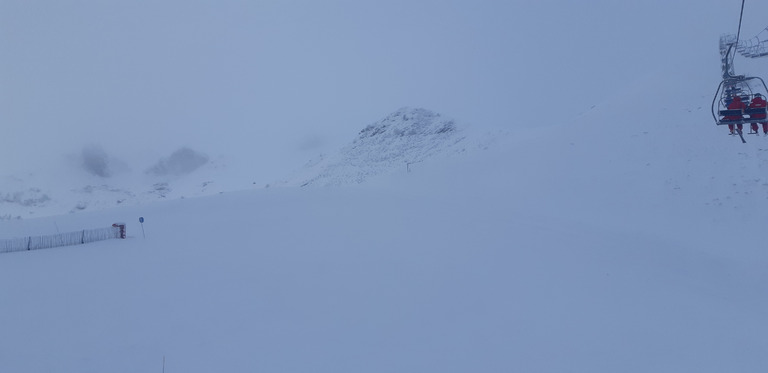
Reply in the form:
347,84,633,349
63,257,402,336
3,59,768,371
277,107,472,187
3,3,768,373
0,107,478,219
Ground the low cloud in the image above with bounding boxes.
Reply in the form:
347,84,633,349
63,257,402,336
147,147,209,177
81,144,112,177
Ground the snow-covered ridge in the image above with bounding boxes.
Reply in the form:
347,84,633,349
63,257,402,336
278,107,470,187
1,108,480,219
0,147,220,220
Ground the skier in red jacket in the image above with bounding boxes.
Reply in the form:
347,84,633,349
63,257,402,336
724,95,746,135
749,93,768,135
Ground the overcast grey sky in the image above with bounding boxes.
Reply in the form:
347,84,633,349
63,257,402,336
0,0,761,178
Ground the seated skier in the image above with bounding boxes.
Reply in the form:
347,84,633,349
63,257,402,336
748,93,768,135
723,95,746,135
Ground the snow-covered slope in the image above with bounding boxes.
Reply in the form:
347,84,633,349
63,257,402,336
276,107,482,187
0,107,490,218
4,5,768,372
2,85,768,371
0,146,232,219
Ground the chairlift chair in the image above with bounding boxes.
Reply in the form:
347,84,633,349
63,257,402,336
712,1,768,130
712,75,768,126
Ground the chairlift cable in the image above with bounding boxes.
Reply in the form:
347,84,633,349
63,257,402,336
736,0,746,44
711,0,768,138
728,0,747,71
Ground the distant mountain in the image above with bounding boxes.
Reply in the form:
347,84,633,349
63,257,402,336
0,108,490,219
0,146,219,220
276,107,472,187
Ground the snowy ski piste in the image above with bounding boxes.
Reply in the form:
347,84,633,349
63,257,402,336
2,95,768,372
2,1,768,372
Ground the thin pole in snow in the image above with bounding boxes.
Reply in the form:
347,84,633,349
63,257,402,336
406,160,423,173
139,216,146,239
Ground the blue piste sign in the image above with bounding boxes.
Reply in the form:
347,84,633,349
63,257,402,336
139,217,144,223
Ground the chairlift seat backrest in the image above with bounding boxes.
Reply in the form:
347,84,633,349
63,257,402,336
745,107,767,116
720,109,744,117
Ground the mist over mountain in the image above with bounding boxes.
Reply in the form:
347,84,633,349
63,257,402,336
146,147,209,177
3,58,768,370
278,107,485,187
3,1,768,371
0,107,491,218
